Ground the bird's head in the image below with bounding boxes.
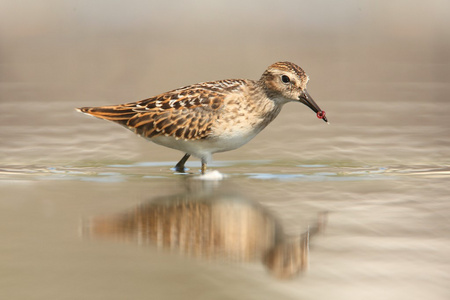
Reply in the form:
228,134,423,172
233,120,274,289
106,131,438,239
260,61,328,123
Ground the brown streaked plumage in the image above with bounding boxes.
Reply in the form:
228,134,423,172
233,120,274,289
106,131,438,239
77,61,328,174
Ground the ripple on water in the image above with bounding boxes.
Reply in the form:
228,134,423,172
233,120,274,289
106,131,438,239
0,161,448,183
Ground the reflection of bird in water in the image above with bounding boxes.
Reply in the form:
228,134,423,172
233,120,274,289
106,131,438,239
83,185,326,279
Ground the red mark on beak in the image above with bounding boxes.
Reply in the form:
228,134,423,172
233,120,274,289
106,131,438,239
317,111,326,119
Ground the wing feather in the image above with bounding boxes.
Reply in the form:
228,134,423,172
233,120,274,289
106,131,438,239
77,80,245,140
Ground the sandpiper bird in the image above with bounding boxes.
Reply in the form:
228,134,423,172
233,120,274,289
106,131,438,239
77,61,328,174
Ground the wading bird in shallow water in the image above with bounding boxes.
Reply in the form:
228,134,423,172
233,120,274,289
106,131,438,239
77,61,328,174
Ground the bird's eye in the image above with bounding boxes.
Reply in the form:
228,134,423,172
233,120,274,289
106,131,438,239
281,75,290,83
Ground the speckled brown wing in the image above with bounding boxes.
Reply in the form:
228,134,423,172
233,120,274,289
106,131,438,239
78,80,245,140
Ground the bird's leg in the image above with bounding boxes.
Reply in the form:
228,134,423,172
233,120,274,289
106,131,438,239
201,163,207,174
200,154,211,175
174,153,191,173
201,160,207,175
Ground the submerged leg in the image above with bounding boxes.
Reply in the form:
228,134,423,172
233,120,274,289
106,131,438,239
200,155,211,175
174,153,191,172
201,162,207,175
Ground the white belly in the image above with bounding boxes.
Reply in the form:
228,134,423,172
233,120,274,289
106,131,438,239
149,129,259,163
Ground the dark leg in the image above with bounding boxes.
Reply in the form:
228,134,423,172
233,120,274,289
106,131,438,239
174,153,191,172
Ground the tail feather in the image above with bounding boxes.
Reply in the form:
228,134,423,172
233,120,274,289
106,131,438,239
76,106,137,125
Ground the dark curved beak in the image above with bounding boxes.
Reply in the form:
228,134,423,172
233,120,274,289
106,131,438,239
299,90,328,123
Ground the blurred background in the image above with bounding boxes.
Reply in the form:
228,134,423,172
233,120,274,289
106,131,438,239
1,1,449,300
